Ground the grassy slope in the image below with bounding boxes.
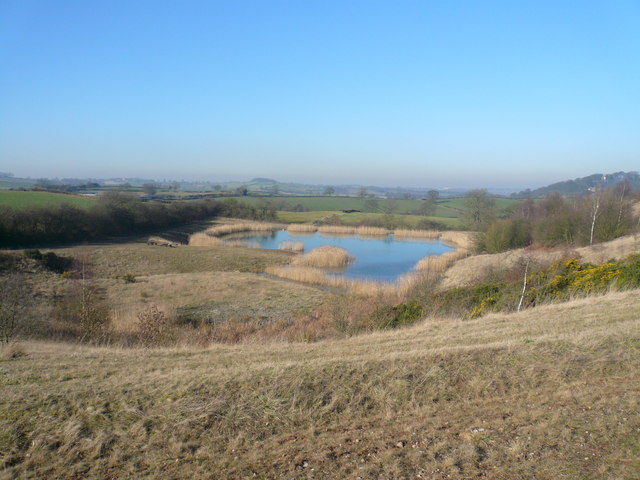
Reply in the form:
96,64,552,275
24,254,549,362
2,290,639,479
51,243,295,277
36,242,336,341
0,191,96,209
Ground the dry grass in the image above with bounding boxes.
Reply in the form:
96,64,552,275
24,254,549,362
291,246,354,269
189,221,285,246
355,226,389,236
287,224,318,233
317,225,390,237
440,230,477,249
202,221,284,238
318,225,357,235
2,290,639,479
48,242,293,277
187,232,225,246
393,228,440,239
415,248,470,272
441,233,640,290
278,241,305,252
266,265,419,297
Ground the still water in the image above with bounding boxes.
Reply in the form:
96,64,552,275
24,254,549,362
232,230,453,282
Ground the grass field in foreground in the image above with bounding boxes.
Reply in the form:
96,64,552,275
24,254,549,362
0,190,96,209
1,290,639,479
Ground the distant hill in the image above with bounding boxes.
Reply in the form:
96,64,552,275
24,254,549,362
512,171,640,198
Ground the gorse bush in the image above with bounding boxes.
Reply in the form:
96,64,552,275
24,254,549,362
417,255,640,320
371,300,423,329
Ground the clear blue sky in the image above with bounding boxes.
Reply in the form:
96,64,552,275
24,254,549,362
1,0,639,189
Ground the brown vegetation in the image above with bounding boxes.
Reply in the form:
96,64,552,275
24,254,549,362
393,228,440,239
291,246,354,269
202,221,283,237
1,290,639,479
287,224,318,233
440,233,640,290
278,241,305,252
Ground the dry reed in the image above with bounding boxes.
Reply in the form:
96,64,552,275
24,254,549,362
278,241,305,252
441,230,476,249
291,245,354,268
203,222,283,237
393,229,440,239
318,225,357,235
287,224,318,233
355,226,389,236
415,249,469,272
189,221,283,246
187,232,224,246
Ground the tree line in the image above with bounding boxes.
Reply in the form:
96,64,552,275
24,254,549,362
468,181,638,253
0,193,276,248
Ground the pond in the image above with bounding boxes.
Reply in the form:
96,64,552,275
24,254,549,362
231,230,454,282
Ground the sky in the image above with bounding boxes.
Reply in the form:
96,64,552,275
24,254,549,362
1,0,639,189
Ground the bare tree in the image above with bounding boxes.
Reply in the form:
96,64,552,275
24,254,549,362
589,188,602,245
462,189,496,230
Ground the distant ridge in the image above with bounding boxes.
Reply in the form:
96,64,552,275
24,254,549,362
512,171,640,198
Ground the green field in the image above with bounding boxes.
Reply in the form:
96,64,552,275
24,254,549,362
227,195,518,227
0,191,97,209
276,210,463,228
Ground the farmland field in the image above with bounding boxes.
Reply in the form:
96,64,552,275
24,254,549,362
227,195,518,227
0,190,96,209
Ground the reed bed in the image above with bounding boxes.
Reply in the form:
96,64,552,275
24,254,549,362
415,248,469,272
187,232,224,246
278,241,305,252
287,224,318,233
266,265,346,289
318,225,390,236
291,245,354,268
227,239,260,248
355,226,390,236
393,228,440,239
318,225,357,235
440,230,476,249
204,222,283,237
266,265,417,297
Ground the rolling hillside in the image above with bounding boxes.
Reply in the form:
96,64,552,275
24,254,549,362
2,290,639,479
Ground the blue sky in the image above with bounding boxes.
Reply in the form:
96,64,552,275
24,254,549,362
1,0,639,189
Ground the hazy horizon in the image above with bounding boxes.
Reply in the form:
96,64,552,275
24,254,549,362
2,1,639,189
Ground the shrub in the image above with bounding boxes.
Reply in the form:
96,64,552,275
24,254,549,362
371,301,423,329
22,249,74,274
122,273,136,284
136,304,169,346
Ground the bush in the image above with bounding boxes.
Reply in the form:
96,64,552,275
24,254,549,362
122,273,136,284
371,301,423,329
136,304,169,346
480,219,530,253
22,249,74,274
